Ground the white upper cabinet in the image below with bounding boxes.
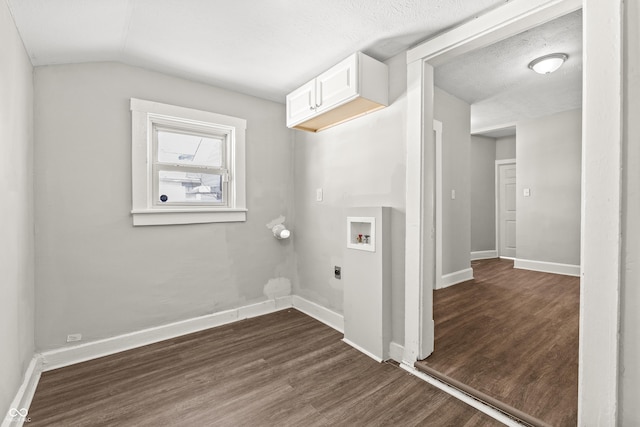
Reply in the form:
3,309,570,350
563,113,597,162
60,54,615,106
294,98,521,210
286,52,388,132
315,54,358,114
286,80,316,126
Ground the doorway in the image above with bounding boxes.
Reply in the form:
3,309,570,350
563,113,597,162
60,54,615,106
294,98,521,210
416,257,579,425
401,0,623,425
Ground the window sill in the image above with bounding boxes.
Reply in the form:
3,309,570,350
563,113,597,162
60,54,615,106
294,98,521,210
132,208,247,226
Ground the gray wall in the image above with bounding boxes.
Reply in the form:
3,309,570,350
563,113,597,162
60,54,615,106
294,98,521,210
621,0,640,423
293,53,407,344
496,135,516,160
0,1,35,417
470,135,496,252
516,109,581,265
34,62,295,351
434,87,471,275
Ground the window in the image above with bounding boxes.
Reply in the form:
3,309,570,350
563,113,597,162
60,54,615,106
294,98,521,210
131,99,247,226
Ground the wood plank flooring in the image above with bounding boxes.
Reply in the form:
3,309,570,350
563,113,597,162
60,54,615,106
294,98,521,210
29,309,504,427
416,258,579,427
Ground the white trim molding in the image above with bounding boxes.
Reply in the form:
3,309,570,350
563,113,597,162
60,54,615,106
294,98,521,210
403,58,436,364
434,120,444,290
2,357,42,427
579,0,623,423
342,338,383,363
438,268,474,289
406,0,582,65
291,295,344,333
130,98,247,226
514,258,580,277
399,363,522,427
36,295,346,373
8,295,350,425
40,297,292,372
389,342,405,364
471,250,498,261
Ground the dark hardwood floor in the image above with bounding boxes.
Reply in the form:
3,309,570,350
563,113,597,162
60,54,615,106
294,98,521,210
416,258,579,427
29,309,504,427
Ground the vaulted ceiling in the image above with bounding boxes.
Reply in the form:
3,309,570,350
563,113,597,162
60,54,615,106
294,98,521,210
7,0,582,132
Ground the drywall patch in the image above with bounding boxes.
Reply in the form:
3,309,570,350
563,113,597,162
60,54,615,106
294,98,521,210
266,215,286,230
263,277,292,299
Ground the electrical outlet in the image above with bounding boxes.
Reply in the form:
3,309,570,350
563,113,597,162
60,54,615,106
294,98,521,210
67,333,82,343
316,188,323,202
334,266,341,279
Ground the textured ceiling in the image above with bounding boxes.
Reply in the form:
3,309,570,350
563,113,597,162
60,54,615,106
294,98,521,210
7,1,582,132
435,10,583,135
7,0,508,103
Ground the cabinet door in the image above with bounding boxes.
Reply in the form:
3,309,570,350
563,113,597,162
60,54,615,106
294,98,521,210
316,54,358,113
286,80,316,126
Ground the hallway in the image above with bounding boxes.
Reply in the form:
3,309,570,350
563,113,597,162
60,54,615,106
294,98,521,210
416,258,579,426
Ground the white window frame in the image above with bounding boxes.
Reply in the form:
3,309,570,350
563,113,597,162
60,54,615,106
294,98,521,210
131,98,247,226
152,122,229,208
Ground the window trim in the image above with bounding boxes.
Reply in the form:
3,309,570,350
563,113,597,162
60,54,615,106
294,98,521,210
131,98,247,226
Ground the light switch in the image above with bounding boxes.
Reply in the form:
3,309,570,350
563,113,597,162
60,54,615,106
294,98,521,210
524,188,531,197
451,189,456,200
316,188,323,202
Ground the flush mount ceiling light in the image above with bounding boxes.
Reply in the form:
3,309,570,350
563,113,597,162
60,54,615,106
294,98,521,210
528,53,568,74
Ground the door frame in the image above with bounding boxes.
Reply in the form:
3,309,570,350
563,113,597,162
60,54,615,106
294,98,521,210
402,0,623,423
434,120,443,289
495,159,516,259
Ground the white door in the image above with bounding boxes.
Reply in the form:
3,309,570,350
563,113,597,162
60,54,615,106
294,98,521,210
498,163,516,258
315,54,357,113
286,79,316,126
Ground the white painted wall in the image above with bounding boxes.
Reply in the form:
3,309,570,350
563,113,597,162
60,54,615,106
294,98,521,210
434,87,471,275
470,135,496,252
515,109,581,266
33,62,295,351
495,135,516,160
343,207,392,361
293,53,407,344
0,0,35,417
620,0,640,423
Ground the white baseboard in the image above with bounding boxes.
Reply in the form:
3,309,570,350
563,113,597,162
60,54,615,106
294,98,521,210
399,363,522,427
514,258,580,277
342,338,383,363
38,295,345,373
291,295,344,333
12,295,348,423
470,250,498,261
274,295,294,310
389,341,404,363
40,297,294,372
2,356,42,427
438,267,474,289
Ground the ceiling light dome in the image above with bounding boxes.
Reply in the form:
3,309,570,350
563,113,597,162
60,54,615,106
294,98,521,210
528,53,568,74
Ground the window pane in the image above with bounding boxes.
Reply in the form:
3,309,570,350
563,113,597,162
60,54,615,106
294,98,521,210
157,130,223,168
157,170,223,204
